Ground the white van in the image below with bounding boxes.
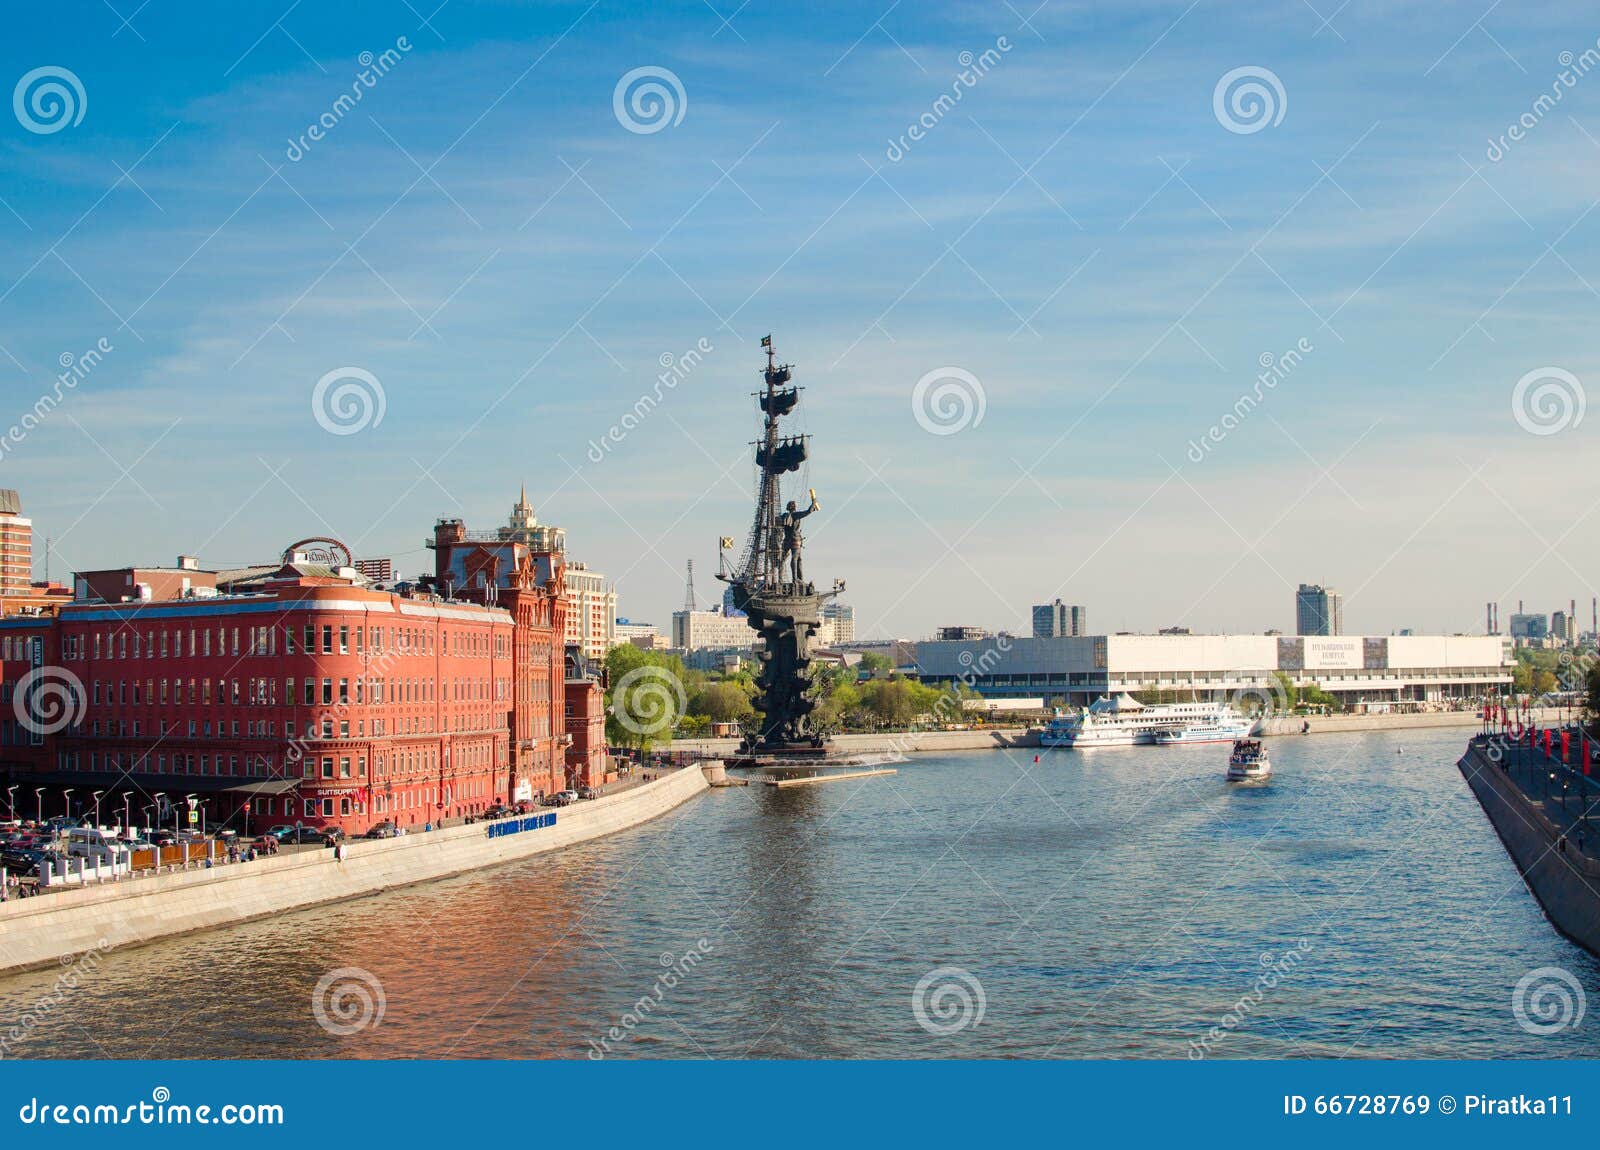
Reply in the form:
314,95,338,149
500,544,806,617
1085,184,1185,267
64,827,117,860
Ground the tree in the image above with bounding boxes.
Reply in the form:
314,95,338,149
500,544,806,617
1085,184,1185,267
858,652,893,679
604,644,686,752
1586,661,1600,727
693,681,755,723
1532,669,1559,697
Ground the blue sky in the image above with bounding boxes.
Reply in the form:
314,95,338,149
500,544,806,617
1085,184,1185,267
2,0,1597,638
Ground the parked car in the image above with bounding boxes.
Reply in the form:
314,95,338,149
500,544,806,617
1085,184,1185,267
559,790,579,804
150,830,178,847
282,827,330,845
480,805,512,821
577,786,598,800
266,825,297,840
0,846,50,875
362,822,398,840
541,794,568,807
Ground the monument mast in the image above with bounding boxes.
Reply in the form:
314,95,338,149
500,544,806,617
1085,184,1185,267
720,335,843,757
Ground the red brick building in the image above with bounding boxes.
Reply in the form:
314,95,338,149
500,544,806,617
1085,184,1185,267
0,522,579,835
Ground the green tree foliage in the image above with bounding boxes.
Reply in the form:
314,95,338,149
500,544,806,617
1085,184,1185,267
857,651,893,678
692,681,756,723
603,644,687,752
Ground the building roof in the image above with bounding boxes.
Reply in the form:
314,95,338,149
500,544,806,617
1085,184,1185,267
0,489,19,516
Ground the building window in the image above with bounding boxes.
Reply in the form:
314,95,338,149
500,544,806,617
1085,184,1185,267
322,625,333,654
321,757,334,779
339,756,351,778
322,678,333,705
339,625,348,654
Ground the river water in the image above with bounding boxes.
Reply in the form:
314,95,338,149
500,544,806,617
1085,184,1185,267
3,727,1596,1059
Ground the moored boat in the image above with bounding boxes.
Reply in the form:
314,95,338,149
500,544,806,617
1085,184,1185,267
1040,694,1253,748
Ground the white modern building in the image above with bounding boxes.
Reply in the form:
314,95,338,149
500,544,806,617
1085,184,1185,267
916,633,1513,708
672,607,752,651
613,617,659,647
821,601,855,644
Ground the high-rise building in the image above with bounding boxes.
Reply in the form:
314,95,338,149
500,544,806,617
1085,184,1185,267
1509,613,1549,641
1031,599,1086,638
613,617,659,646
352,558,393,583
0,489,33,600
1295,584,1343,636
1551,610,1577,645
821,601,855,644
563,562,616,664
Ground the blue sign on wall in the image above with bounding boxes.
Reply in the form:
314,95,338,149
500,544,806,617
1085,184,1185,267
485,812,557,839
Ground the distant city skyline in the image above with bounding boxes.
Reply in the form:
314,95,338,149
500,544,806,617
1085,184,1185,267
1,2,1595,638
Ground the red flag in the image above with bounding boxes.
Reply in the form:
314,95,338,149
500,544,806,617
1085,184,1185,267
1544,729,1552,758
1562,730,1572,763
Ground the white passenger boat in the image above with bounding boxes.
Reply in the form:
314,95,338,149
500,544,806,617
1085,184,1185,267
1039,694,1253,748
1226,739,1271,782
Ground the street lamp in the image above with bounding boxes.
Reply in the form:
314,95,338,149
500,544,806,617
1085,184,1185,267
92,790,103,828
123,794,132,838
34,787,43,823
154,793,166,837
184,793,197,837
4,785,13,823
62,789,74,823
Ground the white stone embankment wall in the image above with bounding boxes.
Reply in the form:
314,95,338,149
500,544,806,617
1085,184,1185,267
1459,743,1600,957
0,766,710,975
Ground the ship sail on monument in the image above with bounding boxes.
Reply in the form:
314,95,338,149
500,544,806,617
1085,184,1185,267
718,336,844,758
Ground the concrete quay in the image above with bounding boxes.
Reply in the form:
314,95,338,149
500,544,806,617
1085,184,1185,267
1458,737,1600,958
0,764,712,976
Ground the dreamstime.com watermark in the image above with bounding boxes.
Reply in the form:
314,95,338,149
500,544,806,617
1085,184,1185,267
1486,40,1600,162
586,939,714,1058
912,366,986,436
13,66,86,135
586,338,712,462
16,1088,283,1127
312,366,386,435
1511,366,1584,436
1512,965,1586,1036
0,338,113,463
912,965,986,1035
11,665,87,737
885,37,1012,162
311,966,386,1036
613,66,687,134
0,939,112,1058
1213,66,1286,134
1188,939,1313,1058
285,38,413,161
609,665,688,737
1185,337,1313,463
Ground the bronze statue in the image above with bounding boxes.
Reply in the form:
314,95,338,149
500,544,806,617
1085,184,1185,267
778,489,818,586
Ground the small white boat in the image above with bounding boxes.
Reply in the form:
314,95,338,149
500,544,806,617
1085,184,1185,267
1226,739,1271,782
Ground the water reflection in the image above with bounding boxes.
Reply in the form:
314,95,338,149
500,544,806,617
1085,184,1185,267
2,729,1596,1060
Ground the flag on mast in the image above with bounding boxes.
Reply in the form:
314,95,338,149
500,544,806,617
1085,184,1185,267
760,334,772,348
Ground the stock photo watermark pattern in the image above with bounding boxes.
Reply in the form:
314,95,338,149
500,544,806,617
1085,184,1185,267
311,967,387,1037
911,966,986,1036
12,66,86,135
1212,66,1286,134
911,367,986,436
311,367,387,436
613,66,687,135
1511,367,1585,436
